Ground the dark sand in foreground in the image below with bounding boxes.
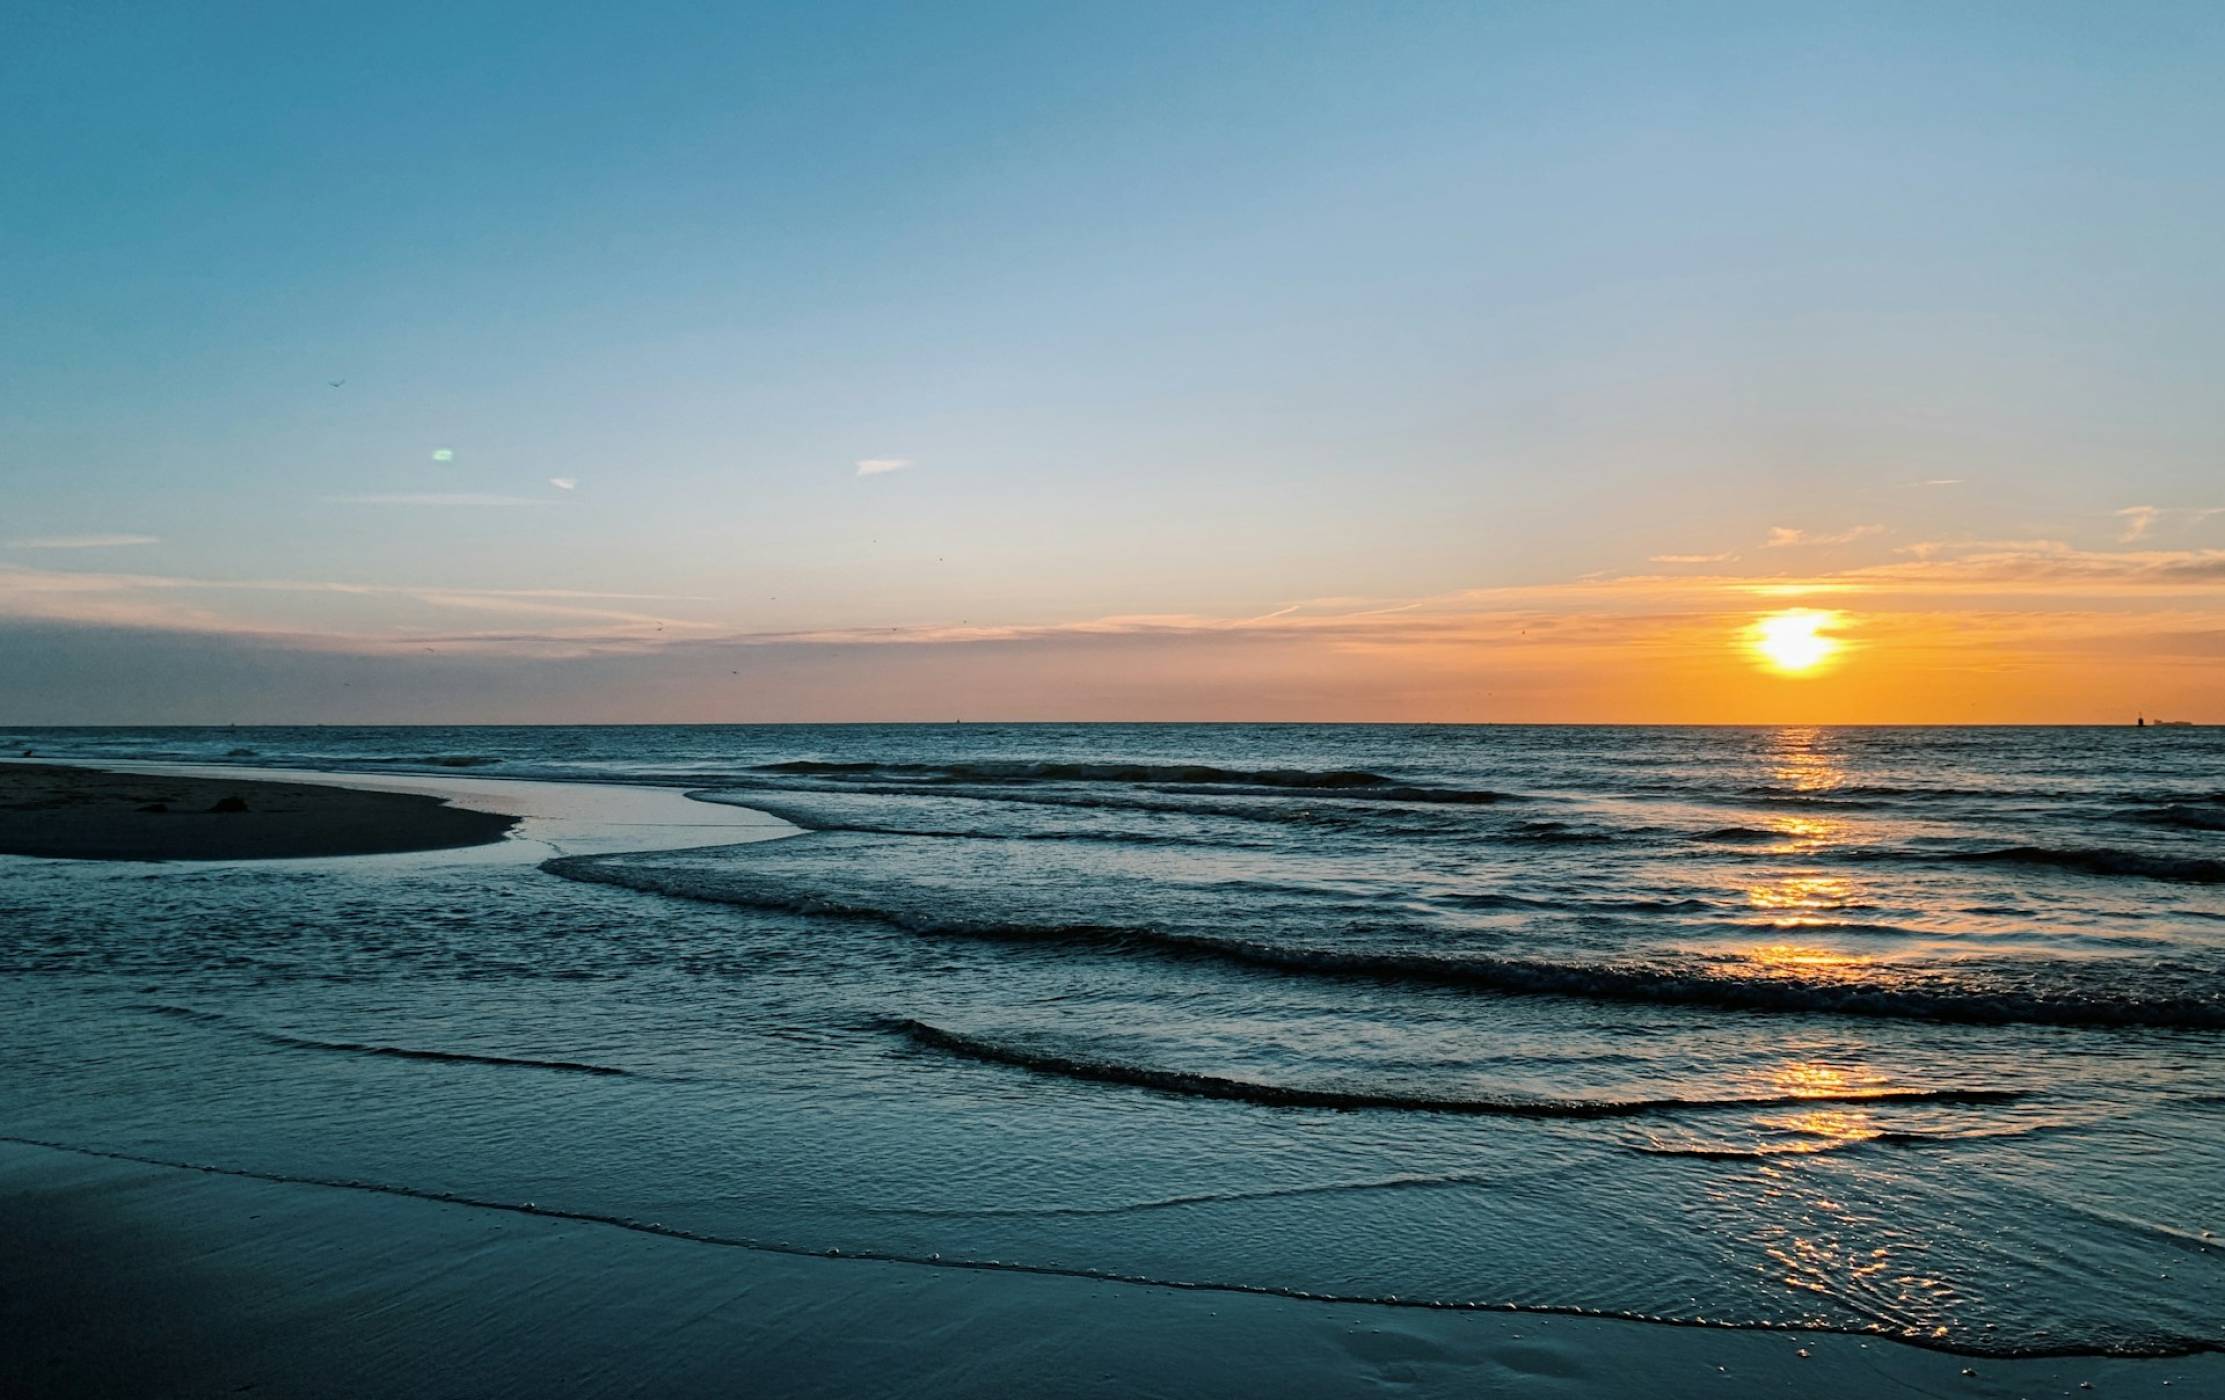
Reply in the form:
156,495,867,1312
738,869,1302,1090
0,763,515,860
3,1141,2214,1399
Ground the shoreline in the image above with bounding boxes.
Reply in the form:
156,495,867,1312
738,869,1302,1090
5,1138,2213,1399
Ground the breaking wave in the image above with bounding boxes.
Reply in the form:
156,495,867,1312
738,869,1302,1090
544,855,2225,1029
887,1017,2023,1118
756,760,1398,787
747,759,1516,805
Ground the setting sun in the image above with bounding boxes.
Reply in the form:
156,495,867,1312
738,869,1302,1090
1749,609,1844,675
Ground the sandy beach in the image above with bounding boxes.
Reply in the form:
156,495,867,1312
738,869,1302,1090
5,1137,2213,1399
0,763,517,861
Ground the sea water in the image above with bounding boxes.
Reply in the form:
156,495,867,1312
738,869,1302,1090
2,724,2219,1357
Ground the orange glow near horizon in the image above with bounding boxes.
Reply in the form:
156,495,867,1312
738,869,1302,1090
1,552,2216,724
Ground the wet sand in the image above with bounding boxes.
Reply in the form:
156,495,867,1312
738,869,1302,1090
2,1140,2212,1399
0,763,515,860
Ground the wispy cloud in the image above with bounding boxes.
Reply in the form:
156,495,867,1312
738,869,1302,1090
1921,479,1963,487
548,477,577,491
855,458,913,477
7,534,160,549
409,592,717,631
1851,539,2225,588
1650,552,1738,565
2117,504,2221,543
331,494,562,507
1765,524,1884,548
0,563,712,644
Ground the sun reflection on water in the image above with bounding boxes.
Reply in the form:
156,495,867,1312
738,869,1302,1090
1759,815,1843,852
1750,943,1861,968
1765,1107,1883,1144
1766,726,1848,792
1736,1168,1964,1342
1745,874,1855,911
1720,942,1875,987
1770,1061,1872,1098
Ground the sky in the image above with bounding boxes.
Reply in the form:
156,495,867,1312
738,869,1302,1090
3,1,2221,723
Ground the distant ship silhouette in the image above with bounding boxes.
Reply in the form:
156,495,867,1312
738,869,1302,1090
2137,714,2196,727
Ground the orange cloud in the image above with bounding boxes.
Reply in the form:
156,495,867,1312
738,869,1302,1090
1765,524,1885,548
2,536,2218,721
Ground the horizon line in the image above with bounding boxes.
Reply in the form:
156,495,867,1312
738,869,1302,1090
2,719,2207,731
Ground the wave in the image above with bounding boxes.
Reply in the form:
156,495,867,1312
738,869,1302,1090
1204,783,1513,806
347,753,505,768
858,1172,1503,1218
1630,1128,2015,1161
706,779,1499,832
139,1003,230,1025
139,1004,629,1076
1127,938,2223,1030
262,1034,628,1075
687,794,1243,848
4,1133,2211,1361
1918,846,2225,885
1733,782,2013,802
748,759,1517,805
545,861,2225,1029
756,760,1400,788
1635,1139,1872,1161
1506,820,1615,844
888,1018,2022,1118
1439,892,1712,914
2117,787,2225,806
2124,803,2225,833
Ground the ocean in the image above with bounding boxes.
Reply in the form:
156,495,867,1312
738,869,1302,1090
2,724,2220,1360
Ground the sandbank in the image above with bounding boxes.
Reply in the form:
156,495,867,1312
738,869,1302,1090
0,762,516,861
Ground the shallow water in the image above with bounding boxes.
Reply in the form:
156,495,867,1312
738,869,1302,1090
2,724,2220,1357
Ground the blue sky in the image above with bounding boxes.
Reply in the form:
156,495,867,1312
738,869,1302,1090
4,2,2221,720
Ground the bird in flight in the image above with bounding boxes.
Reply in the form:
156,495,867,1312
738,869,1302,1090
327,379,346,388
